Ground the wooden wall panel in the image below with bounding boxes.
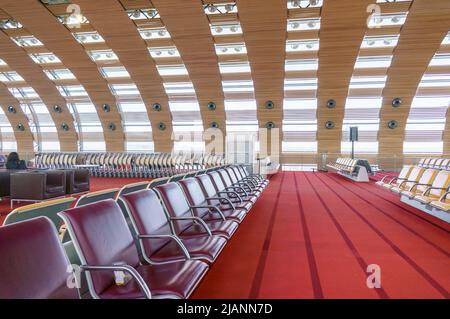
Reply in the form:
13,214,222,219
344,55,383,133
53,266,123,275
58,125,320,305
316,0,374,156
0,84,34,154
0,0,125,151
74,0,174,152
153,0,226,149
444,106,450,155
378,0,450,168
0,30,78,151
235,0,286,158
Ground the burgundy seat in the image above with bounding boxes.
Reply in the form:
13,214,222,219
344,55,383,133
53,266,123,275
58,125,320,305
0,217,79,299
225,167,264,194
232,166,267,189
196,174,253,212
59,200,208,299
119,189,227,264
179,178,247,223
237,165,269,186
209,171,258,204
155,183,239,240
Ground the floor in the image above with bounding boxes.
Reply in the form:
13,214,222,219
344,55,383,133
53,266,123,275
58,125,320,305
191,171,450,299
1,172,448,298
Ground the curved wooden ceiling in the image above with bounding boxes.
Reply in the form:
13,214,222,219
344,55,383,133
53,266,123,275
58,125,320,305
0,0,448,160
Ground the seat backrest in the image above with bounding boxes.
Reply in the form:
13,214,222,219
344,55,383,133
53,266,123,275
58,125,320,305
120,189,173,256
148,177,170,189
422,158,431,167
0,217,79,299
439,159,449,170
75,188,119,207
433,158,444,168
428,158,437,168
429,170,450,197
208,171,227,192
418,158,425,166
414,169,438,192
196,174,218,198
59,200,140,296
404,167,425,187
178,178,211,218
116,181,151,199
225,167,239,184
398,165,413,179
217,169,234,187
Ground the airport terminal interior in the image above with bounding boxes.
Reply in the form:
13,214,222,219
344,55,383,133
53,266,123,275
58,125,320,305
0,0,449,300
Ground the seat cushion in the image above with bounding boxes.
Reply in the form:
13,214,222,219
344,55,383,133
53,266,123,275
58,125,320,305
98,260,208,299
430,200,450,211
203,220,239,239
200,207,247,223
415,195,439,204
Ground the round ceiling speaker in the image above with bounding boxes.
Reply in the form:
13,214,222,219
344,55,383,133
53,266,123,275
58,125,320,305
388,120,398,130
7,105,16,114
327,99,337,109
211,122,219,129
61,123,69,131
152,103,162,111
325,120,335,129
108,122,116,131
392,98,402,108
265,121,275,129
102,104,111,113
158,122,166,131
16,123,25,131
53,104,62,113
207,102,216,111
265,100,275,109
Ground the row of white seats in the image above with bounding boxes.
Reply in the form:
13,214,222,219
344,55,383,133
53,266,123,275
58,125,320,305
417,158,450,170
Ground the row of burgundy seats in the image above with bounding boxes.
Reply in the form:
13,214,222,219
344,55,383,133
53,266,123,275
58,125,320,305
0,165,268,299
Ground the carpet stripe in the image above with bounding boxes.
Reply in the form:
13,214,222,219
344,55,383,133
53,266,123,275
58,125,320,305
326,174,450,258
315,173,449,298
302,172,389,299
294,172,324,299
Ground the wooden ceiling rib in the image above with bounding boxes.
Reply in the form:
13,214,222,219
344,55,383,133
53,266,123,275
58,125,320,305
0,0,125,152
152,0,226,139
0,84,34,153
316,0,374,155
235,0,287,156
444,107,450,155
74,0,174,153
378,0,450,159
0,30,78,151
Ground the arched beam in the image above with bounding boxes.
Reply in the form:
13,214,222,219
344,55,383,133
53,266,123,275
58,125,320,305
0,85,34,154
316,0,374,156
75,0,174,153
0,30,78,151
235,0,287,158
378,0,450,165
0,0,125,151
152,0,226,147
444,105,450,155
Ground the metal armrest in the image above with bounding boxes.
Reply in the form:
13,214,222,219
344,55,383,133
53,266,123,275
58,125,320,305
190,205,226,221
206,197,236,210
217,191,243,203
138,234,190,260
225,186,248,197
439,191,450,202
409,183,432,192
170,217,212,236
398,180,411,188
81,264,151,299
423,186,447,196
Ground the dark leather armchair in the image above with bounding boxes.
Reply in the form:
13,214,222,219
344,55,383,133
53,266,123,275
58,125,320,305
10,170,66,201
63,169,90,194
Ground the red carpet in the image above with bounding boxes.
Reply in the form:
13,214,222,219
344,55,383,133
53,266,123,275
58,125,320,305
369,171,398,182
191,171,450,299
0,177,146,225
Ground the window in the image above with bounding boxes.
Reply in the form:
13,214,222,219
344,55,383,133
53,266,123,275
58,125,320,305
349,76,387,89
109,84,140,96
429,54,450,66
164,82,196,95
101,66,130,78
219,62,251,74
419,74,450,87
0,71,24,82
222,81,254,93
157,64,189,76
0,19,22,29
44,69,76,80
284,78,318,91
57,85,89,97
354,56,392,69
285,59,318,71
9,87,39,99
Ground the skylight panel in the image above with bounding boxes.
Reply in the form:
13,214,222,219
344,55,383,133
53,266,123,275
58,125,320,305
211,24,242,36
0,71,24,82
57,85,88,97
73,31,104,44
219,62,251,74
345,97,383,109
442,32,450,45
349,76,387,89
284,79,318,91
30,52,61,64
109,84,140,96
139,27,170,39
411,97,450,108
0,59,6,66
12,35,43,47
149,47,180,58
169,101,200,112
288,18,321,31
368,13,408,27
56,14,89,27
288,0,323,9
354,56,392,68
285,59,318,71
222,81,254,93
225,100,257,110
9,87,39,99
88,50,118,62
0,19,22,29
157,64,189,76
204,3,237,15
101,66,130,78
419,74,450,87
215,44,247,55
128,8,160,20
361,35,399,48
286,40,319,52
429,54,450,66
284,99,317,109
163,82,195,94
44,69,76,80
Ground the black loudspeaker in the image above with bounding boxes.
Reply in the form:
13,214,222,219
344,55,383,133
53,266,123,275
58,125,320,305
349,126,358,142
